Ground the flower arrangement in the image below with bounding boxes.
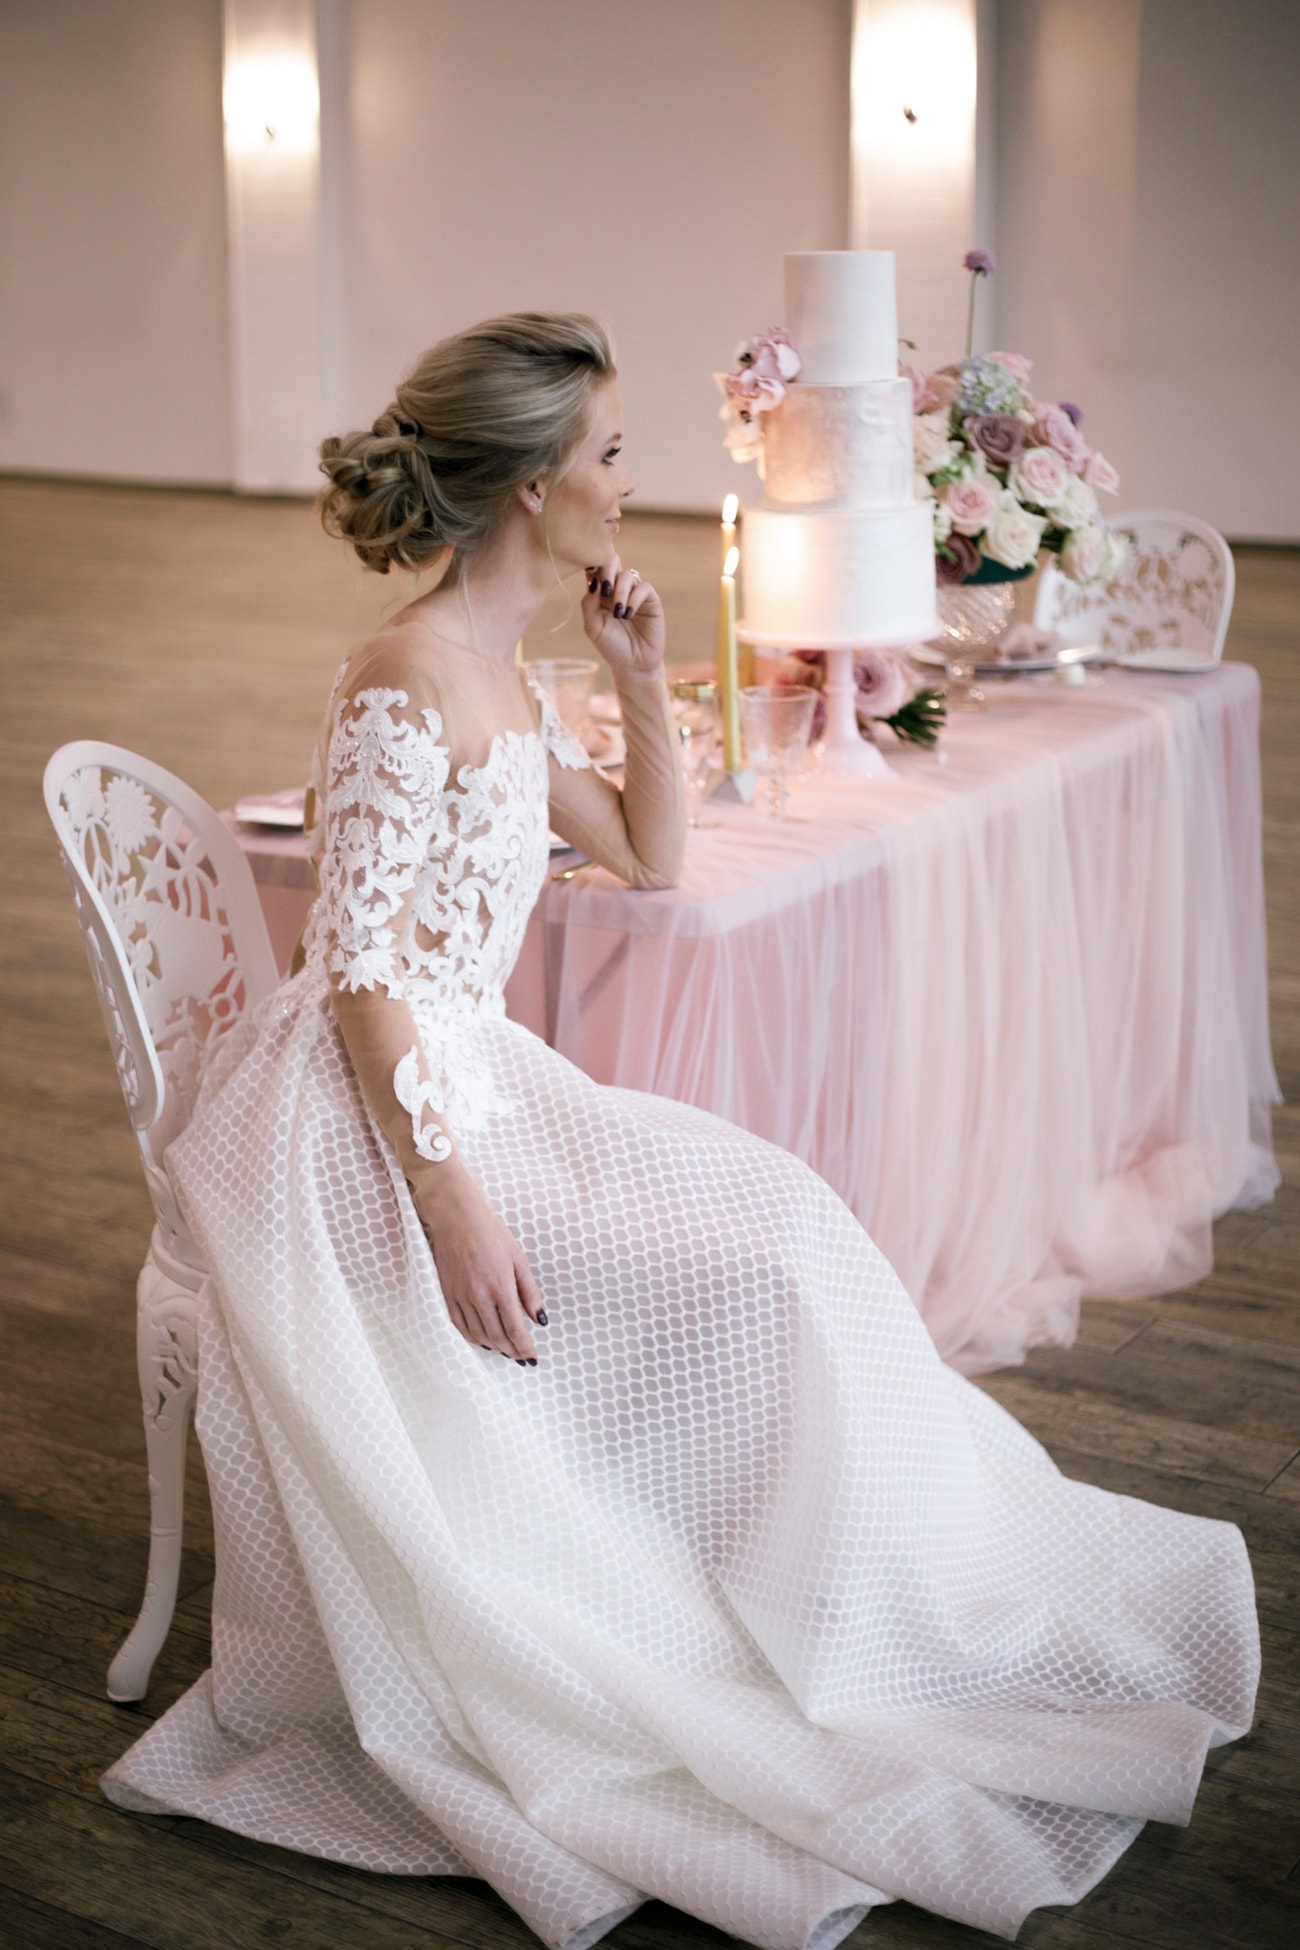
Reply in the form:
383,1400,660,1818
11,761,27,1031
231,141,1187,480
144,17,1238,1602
776,649,946,749
716,329,802,465
906,251,1126,588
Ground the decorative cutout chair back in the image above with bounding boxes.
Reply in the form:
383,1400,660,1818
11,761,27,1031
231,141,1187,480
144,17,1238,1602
44,743,279,1271
1033,509,1235,663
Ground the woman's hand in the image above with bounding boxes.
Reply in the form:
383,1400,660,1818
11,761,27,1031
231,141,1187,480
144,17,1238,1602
581,554,665,679
414,1162,545,1365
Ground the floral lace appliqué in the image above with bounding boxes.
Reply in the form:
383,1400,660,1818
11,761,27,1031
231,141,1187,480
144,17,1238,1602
303,685,558,1145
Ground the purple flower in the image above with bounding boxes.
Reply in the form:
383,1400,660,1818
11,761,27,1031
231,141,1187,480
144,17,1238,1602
1059,400,1084,427
935,534,982,584
963,249,996,277
968,413,1027,468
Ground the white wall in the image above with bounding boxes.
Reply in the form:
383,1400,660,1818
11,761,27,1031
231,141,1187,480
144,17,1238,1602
0,0,231,484
997,0,1300,541
338,0,851,512
2,0,1297,536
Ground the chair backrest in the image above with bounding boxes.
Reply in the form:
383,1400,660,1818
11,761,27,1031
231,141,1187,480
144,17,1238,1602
1033,508,1235,662
44,742,279,1268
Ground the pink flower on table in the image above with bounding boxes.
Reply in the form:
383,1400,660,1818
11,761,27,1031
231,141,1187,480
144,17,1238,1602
942,474,1001,535
936,533,982,584
1083,450,1121,495
1010,444,1071,509
927,369,962,410
914,411,955,473
988,351,1033,385
1031,405,1091,472
855,649,911,722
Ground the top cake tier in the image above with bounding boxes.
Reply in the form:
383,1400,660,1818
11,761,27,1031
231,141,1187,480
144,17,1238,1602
786,251,899,385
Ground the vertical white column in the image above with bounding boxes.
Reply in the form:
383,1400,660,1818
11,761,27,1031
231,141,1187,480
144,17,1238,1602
223,0,340,492
849,0,989,368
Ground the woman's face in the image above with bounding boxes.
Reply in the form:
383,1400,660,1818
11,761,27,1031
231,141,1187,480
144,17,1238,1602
541,379,634,574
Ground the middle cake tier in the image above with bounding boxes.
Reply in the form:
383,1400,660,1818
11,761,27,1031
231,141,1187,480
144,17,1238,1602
740,502,939,649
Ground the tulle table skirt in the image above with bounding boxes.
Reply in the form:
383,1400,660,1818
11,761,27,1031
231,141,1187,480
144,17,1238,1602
233,663,1278,1373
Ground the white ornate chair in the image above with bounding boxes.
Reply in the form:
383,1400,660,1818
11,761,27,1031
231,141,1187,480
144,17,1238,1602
1033,508,1235,665
43,743,278,1702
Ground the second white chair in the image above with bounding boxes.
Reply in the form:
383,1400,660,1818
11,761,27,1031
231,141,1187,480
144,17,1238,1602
1034,507,1235,668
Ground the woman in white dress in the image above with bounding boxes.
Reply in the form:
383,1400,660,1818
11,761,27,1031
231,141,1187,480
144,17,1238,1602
103,313,1258,1950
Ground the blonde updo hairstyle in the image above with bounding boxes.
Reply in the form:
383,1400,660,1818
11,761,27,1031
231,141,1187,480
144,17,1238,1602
318,312,615,576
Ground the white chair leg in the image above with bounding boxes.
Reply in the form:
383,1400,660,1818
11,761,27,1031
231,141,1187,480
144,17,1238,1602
107,1242,200,1704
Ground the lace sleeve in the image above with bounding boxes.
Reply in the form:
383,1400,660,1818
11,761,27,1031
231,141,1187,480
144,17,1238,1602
318,685,456,1174
318,686,451,996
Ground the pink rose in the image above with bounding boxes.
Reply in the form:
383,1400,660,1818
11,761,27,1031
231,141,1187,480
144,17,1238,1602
854,649,910,722
988,350,1033,385
750,328,801,382
942,474,1001,535
1083,450,1120,495
902,363,939,412
927,370,962,410
1010,444,1071,509
1031,405,1090,472
723,366,785,414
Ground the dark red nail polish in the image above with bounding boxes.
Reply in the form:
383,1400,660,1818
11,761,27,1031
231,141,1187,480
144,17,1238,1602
527,1358,538,1367
536,1310,548,1326
601,580,613,597
613,603,625,618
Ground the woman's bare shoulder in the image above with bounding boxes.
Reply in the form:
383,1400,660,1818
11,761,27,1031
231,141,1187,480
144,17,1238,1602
332,617,450,709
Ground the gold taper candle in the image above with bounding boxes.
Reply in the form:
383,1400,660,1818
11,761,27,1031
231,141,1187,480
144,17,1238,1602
718,544,742,772
720,491,738,568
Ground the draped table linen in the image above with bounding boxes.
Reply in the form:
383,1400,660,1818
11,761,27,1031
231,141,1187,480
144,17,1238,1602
231,663,1278,1374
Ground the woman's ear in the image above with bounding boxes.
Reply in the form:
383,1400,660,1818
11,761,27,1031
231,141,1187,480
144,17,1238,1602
518,479,545,516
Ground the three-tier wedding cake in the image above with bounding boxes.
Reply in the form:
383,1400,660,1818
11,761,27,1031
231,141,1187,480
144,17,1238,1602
733,252,938,649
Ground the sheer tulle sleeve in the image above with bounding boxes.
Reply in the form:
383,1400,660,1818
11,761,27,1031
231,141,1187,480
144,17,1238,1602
541,669,685,890
315,683,457,1181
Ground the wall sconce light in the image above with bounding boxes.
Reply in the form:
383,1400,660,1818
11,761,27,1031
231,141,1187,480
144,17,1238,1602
223,50,319,156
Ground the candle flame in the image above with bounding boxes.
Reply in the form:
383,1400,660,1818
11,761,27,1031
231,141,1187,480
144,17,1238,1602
723,545,739,578
722,493,739,526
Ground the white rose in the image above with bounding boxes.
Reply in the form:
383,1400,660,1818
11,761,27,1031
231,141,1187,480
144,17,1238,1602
913,411,955,473
1054,474,1098,528
932,499,953,545
1009,445,1070,510
1099,529,1128,582
1059,524,1106,584
982,491,1046,571
913,470,935,502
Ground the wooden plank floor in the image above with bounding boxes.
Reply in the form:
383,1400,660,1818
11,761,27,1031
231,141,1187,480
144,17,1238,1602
1,476,1297,1949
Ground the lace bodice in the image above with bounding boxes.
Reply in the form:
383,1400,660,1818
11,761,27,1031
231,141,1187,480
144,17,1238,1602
288,629,684,1182
301,682,587,1024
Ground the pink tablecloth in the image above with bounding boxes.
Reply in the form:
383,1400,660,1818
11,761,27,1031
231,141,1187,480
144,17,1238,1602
230,663,1279,1373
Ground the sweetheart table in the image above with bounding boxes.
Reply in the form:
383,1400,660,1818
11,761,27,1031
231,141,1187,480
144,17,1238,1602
229,663,1279,1374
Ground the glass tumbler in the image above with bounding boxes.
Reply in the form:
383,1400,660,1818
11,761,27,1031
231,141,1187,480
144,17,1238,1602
525,658,600,734
671,679,720,817
739,686,817,819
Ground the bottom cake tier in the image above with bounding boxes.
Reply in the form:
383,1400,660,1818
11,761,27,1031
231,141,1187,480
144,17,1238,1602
739,502,938,648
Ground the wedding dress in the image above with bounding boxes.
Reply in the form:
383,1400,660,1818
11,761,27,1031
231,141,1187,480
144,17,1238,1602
103,630,1258,1950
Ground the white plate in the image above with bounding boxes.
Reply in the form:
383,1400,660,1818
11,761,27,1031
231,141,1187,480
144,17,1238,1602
908,642,1107,677
1115,649,1218,674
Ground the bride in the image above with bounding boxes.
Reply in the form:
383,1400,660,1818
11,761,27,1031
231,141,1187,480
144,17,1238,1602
103,313,1257,1950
